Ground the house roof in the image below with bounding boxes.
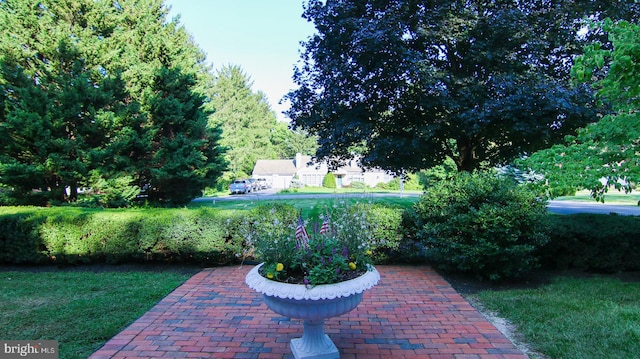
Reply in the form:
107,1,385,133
252,159,297,176
252,153,387,178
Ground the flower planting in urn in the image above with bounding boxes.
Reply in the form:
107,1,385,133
244,203,381,358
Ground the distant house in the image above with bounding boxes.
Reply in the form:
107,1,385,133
251,158,298,189
252,153,394,189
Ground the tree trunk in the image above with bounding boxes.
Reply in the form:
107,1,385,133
455,137,478,172
68,183,78,202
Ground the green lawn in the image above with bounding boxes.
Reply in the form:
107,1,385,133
189,193,419,217
475,276,640,359
0,269,196,359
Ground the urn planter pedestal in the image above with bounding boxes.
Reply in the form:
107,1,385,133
245,264,380,359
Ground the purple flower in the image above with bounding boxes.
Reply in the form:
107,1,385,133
304,277,310,285
342,246,349,258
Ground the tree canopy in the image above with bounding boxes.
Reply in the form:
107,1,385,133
286,0,639,173
0,0,226,206
521,19,640,200
208,65,317,181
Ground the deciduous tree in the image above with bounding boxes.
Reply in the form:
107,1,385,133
286,0,639,173
522,19,640,200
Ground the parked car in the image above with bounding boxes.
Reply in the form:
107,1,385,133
256,177,270,190
247,178,259,191
229,179,252,194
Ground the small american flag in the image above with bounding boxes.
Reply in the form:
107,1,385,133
320,214,330,234
295,215,309,248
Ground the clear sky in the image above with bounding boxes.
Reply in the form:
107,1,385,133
164,0,316,121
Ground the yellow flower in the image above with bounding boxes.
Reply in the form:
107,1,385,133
276,263,284,272
366,250,372,255
267,272,274,279
349,262,357,270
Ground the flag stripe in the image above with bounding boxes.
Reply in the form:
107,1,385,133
295,215,309,248
320,215,330,234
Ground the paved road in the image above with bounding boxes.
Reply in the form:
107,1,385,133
193,192,640,216
547,200,640,216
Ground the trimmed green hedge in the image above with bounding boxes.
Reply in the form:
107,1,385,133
539,214,640,272
0,203,406,266
0,207,245,265
5,204,637,272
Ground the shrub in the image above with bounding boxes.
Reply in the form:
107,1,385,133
375,179,398,190
323,173,337,188
349,181,368,189
539,214,640,272
78,174,141,208
0,207,246,265
375,173,423,191
348,202,402,263
404,171,549,280
0,209,48,263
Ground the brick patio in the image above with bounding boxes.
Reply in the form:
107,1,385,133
90,265,528,359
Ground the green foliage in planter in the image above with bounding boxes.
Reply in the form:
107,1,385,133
239,202,404,265
540,214,640,272
403,171,550,280
323,172,337,188
237,203,301,264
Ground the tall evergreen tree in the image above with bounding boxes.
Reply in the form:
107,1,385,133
0,0,227,205
269,125,318,159
208,65,316,180
144,67,225,204
103,0,227,204
0,0,131,204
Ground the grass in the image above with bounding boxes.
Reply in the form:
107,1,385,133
475,276,640,359
189,193,419,217
0,268,195,359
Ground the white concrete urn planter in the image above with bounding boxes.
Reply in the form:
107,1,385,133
245,263,380,359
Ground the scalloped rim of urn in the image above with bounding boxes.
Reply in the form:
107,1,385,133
245,263,380,301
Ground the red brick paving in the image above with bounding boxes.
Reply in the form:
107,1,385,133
90,265,527,359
